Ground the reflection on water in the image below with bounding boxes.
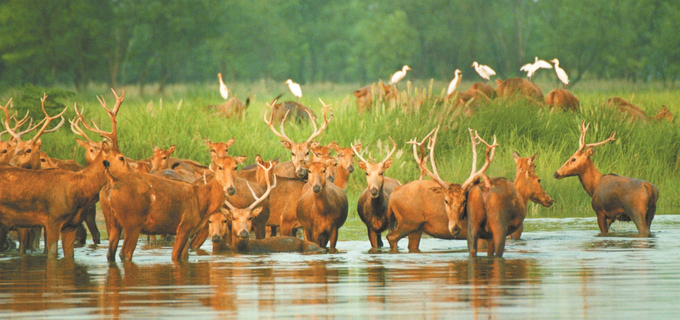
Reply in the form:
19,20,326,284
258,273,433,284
1,215,680,318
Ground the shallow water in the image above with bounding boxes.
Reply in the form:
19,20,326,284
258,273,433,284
1,215,679,319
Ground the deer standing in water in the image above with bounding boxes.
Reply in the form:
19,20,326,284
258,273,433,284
354,138,401,249
264,99,332,179
553,120,658,236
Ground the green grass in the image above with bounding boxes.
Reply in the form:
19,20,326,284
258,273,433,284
4,79,679,238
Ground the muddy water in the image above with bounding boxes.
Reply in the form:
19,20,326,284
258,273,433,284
1,215,679,319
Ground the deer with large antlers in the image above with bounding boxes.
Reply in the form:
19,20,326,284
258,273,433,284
295,158,348,253
553,120,658,236
385,127,496,252
264,98,333,179
0,107,32,166
0,90,131,258
354,138,401,249
463,148,553,257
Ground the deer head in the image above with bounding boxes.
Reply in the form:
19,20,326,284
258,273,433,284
554,120,615,179
353,138,395,198
305,158,336,194
150,145,176,172
211,154,247,196
329,141,359,175
204,137,235,158
513,152,552,207
265,98,332,178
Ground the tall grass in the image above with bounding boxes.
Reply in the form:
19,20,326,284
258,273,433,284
6,79,679,233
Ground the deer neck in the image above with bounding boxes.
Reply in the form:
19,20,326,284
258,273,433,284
311,185,331,212
197,179,225,218
577,158,603,198
513,176,532,206
232,236,250,253
334,168,350,189
72,161,107,205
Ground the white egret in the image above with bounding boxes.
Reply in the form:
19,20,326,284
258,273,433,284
389,65,411,85
551,59,569,86
471,61,496,81
218,73,229,100
447,69,462,96
285,79,302,100
520,57,553,79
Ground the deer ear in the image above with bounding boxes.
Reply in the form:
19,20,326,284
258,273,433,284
281,140,292,149
76,139,88,148
309,141,320,149
328,141,340,152
512,151,520,163
154,145,160,152
252,207,264,217
255,154,264,165
35,139,42,148
168,145,176,154
353,144,362,153
585,148,595,157
357,161,368,172
529,153,537,165
383,158,393,170
210,152,218,163
235,156,247,164
226,137,236,148
203,137,212,147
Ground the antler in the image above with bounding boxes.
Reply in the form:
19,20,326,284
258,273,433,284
352,137,397,165
263,98,295,145
224,161,277,211
30,94,67,143
461,129,498,189
577,119,615,152
75,89,124,148
407,127,437,180
408,127,448,188
304,99,333,143
69,117,96,145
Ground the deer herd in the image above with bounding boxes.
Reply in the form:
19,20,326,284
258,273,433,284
0,85,661,262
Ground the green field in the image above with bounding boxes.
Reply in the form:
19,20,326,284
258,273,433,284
4,79,679,237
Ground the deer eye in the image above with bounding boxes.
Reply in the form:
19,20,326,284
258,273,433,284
119,156,124,161
89,149,94,153
291,152,295,157
26,149,32,153
218,166,223,170
208,220,212,224
41,158,46,162
162,156,167,160
2,150,6,154
538,179,542,183
379,172,384,176
365,172,369,176
305,152,310,156
248,216,253,221
571,158,576,162
223,220,228,224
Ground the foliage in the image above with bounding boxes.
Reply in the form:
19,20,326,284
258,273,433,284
6,84,75,120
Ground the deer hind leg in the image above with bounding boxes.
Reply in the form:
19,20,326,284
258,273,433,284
61,227,77,259
84,206,100,244
467,223,480,257
254,219,267,240
74,224,87,246
173,227,192,261
367,226,380,248
407,231,422,253
628,203,651,237
107,224,122,262
45,223,61,259
508,224,523,240
328,228,339,253
119,226,141,262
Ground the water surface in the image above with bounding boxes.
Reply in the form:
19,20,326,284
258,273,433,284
1,215,679,319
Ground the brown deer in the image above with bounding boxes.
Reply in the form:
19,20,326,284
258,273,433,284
264,98,332,179
385,127,495,252
0,90,131,259
354,85,373,113
205,96,250,118
495,78,544,102
296,159,348,253
328,142,358,190
653,105,674,122
464,149,553,257
507,152,554,240
100,154,254,261
204,137,235,157
0,110,32,166
354,138,401,249
553,120,658,236
545,89,580,112
605,97,674,123
469,82,497,100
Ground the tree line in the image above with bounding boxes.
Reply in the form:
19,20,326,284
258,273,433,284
1,0,678,92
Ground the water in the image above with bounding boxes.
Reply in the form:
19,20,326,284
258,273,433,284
1,215,680,319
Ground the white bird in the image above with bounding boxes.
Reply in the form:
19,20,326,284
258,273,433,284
285,79,302,99
551,58,569,86
471,61,496,81
389,65,412,85
520,57,553,79
218,73,229,100
447,69,462,96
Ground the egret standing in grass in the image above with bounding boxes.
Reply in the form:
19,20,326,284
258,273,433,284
551,59,569,87
471,61,496,81
520,57,553,81
285,79,302,101
389,65,411,86
218,73,229,100
447,69,462,97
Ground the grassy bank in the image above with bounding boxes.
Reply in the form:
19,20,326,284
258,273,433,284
4,79,679,235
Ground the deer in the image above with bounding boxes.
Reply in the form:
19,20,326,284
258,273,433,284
553,120,658,236
205,96,251,118
204,137,235,158
545,89,580,112
149,145,209,181
295,158,348,253
0,109,32,166
463,146,554,257
604,97,673,123
0,90,131,259
2,95,67,253
328,142,358,190
354,138,401,249
385,127,495,253
101,153,258,261
354,85,373,114
495,78,544,102
264,98,333,179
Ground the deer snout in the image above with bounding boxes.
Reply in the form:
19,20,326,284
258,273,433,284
369,187,380,198
449,222,461,236
312,185,322,193
553,172,562,180
542,196,554,207
237,229,249,239
346,164,354,173
226,186,236,196
211,235,222,243
296,167,308,178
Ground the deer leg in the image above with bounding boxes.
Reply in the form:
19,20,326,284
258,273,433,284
595,211,609,235
190,224,209,250
328,228,339,254
628,205,651,237
270,226,278,237
254,220,267,240
386,222,418,252
508,224,523,240
0,224,9,252
367,226,379,248
61,228,77,259
84,206,100,244
18,228,30,254
107,224,122,262
304,228,313,243
74,223,87,246
407,231,422,253
120,226,141,262
172,228,191,261
44,223,61,259
486,238,495,256
467,224,479,257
